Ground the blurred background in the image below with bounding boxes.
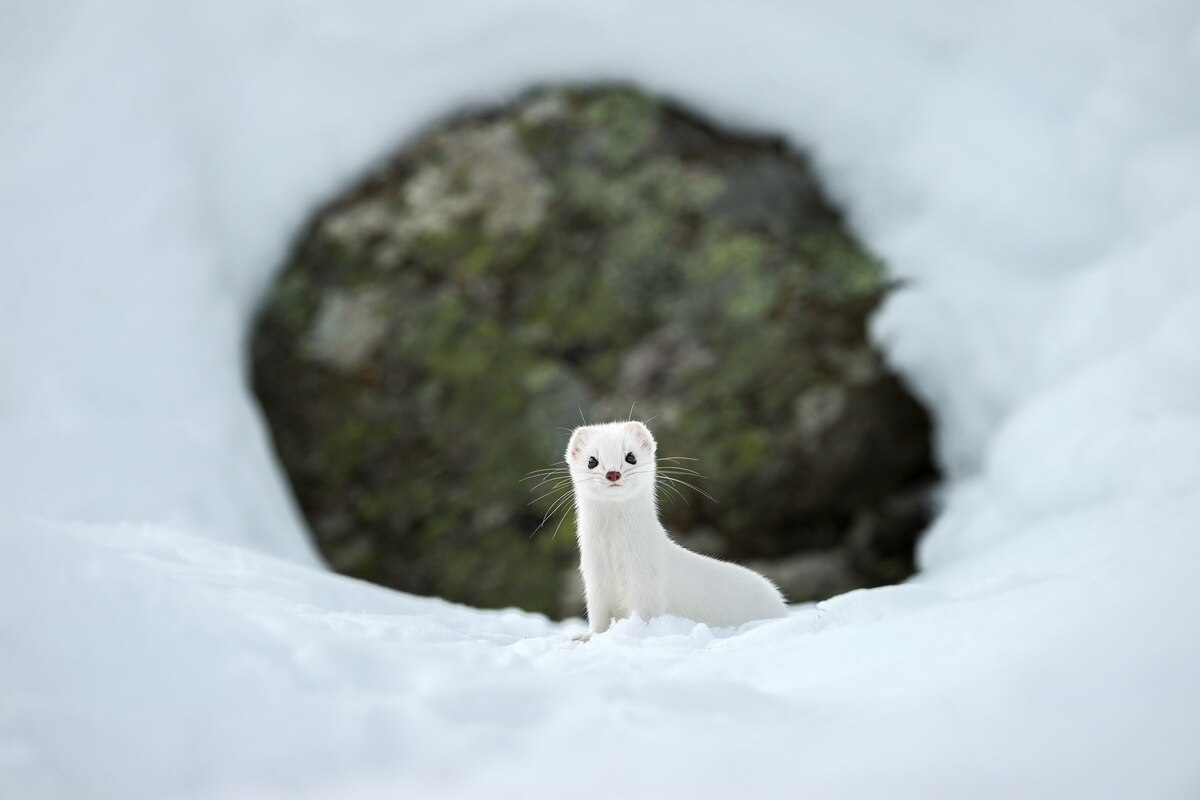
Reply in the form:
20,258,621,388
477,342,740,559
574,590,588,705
251,84,937,617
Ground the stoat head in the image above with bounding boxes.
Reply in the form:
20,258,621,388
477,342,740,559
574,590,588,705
565,421,657,503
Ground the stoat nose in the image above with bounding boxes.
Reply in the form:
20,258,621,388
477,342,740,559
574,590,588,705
605,471,622,482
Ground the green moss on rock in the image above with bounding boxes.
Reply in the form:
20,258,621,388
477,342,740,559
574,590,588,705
251,84,935,616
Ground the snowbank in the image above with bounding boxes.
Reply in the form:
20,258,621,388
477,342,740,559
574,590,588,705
2,1,1198,798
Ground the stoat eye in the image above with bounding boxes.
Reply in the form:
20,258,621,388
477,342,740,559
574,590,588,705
625,452,636,465
587,456,598,469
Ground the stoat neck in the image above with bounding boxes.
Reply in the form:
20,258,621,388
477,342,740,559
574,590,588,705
575,490,662,544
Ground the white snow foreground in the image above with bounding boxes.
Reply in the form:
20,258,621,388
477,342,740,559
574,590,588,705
3,1,1200,798
3,516,1198,799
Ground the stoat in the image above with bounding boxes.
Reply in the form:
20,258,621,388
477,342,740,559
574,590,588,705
566,421,787,633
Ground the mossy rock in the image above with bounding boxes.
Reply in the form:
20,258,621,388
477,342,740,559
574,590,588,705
251,84,936,616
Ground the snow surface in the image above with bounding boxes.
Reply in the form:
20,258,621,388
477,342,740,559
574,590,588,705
3,1,1200,798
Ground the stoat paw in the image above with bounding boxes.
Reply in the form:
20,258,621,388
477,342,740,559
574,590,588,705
571,633,592,643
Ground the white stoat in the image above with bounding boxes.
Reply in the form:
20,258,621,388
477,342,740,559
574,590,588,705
565,420,787,633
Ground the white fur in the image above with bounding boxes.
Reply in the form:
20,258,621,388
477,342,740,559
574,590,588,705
566,421,788,633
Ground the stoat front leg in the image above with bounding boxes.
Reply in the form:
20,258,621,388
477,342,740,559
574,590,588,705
585,594,612,635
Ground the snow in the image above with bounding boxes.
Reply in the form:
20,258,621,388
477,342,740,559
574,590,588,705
3,1,1200,798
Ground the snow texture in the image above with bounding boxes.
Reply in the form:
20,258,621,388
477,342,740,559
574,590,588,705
2,1,1200,798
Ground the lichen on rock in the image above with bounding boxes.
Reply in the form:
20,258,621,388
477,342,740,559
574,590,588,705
251,84,937,617
305,286,391,371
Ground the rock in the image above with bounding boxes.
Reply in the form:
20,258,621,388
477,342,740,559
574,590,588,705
251,84,937,617
619,326,716,397
747,549,860,604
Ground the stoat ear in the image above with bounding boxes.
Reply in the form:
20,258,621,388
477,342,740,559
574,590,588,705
624,421,656,453
566,426,591,460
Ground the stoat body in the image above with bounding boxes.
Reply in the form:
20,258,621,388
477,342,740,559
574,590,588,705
566,421,788,633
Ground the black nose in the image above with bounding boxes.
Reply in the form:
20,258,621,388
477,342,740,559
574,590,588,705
606,471,621,482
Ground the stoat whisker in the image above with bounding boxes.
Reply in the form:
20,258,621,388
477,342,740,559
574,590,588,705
618,466,655,479
527,480,573,506
523,475,569,490
527,473,572,492
526,457,570,470
556,493,578,514
657,472,715,496
543,493,578,535
533,456,571,467
531,491,575,537
656,481,689,507
526,462,569,471
522,467,570,481
657,474,719,504
658,466,708,480
659,456,699,462
525,465,566,479
527,479,566,496
544,490,576,517
550,504,572,540
523,465,568,479
618,463,709,483
658,462,704,472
